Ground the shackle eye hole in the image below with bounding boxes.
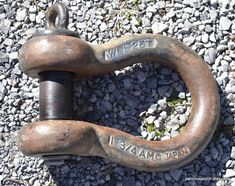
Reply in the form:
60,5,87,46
45,2,69,29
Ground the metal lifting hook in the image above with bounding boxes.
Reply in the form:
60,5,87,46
17,2,220,171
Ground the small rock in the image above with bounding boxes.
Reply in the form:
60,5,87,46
199,166,211,176
201,33,209,43
3,38,13,46
231,146,235,159
175,106,185,114
61,165,70,174
219,17,232,31
154,120,161,128
0,19,11,33
9,52,18,60
160,111,167,119
204,48,216,64
228,41,235,50
25,28,37,37
178,92,186,99
158,86,169,97
146,6,156,13
210,0,218,6
220,60,228,72
224,169,235,178
209,32,216,42
217,45,227,52
125,95,139,108
136,71,146,83
0,51,8,62
76,22,86,29
123,177,135,186
170,169,182,181
145,115,156,124
33,180,40,186
210,147,219,159
183,36,195,46
123,79,131,88
147,104,158,114
29,5,37,13
141,131,148,138
152,22,168,34
16,9,27,21
158,98,167,109
205,25,213,33
100,22,107,32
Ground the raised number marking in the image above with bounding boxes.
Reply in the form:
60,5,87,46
109,136,190,161
104,39,157,61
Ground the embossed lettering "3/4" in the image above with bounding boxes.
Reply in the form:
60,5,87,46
104,39,157,61
109,136,190,161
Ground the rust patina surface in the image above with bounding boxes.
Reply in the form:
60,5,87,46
17,2,220,171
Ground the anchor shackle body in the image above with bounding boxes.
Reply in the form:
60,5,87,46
17,3,220,171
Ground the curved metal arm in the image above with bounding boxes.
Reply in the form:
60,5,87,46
18,34,220,171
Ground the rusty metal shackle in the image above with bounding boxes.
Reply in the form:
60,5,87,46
17,3,220,171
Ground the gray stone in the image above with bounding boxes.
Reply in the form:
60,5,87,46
100,22,107,32
154,120,161,128
231,146,235,159
3,38,13,46
147,104,158,114
29,5,37,13
210,0,218,6
147,132,155,140
205,25,213,33
201,33,209,43
175,105,185,114
0,19,11,33
220,60,228,72
210,147,219,159
142,17,151,27
225,83,235,93
152,22,168,34
76,22,86,29
183,36,195,46
145,115,156,124
224,169,235,178
219,17,232,31
136,71,146,83
123,79,131,88
16,9,27,21
9,52,18,60
146,6,156,13
0,83,5,101
228,41,235,50
125,95,139,108
158,86,169,97
159,111,167,119
61,165,70,174
33,180,40,186
114,167,124,176
158,99,167,109
141,131,148,138
204,48,216,64
0,51,8,62
209,32,216,42
199,166,211,176
170,169,182,181
179,115,187,124
217,44,228,52
25,28,37,38
178,92,186,99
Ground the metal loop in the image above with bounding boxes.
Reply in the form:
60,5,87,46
45,2,69,29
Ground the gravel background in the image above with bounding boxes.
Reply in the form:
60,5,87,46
0,0,235,185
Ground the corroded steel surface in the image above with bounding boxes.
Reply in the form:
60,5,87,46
17,2,220,171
